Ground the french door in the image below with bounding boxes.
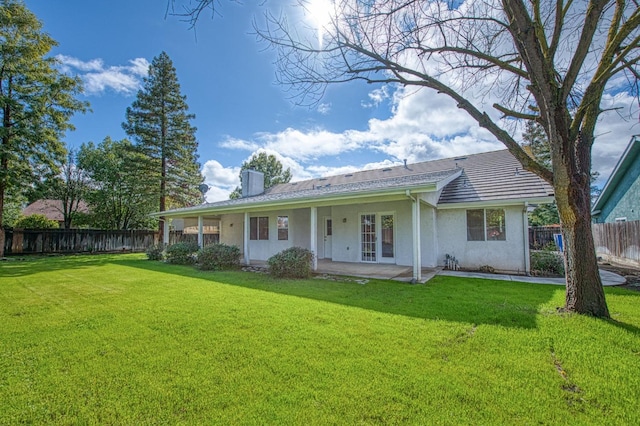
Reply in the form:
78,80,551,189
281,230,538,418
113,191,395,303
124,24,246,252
360,213,395,263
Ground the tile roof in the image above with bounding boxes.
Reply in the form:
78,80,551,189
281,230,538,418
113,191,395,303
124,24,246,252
22,199,90,222
265,149,553,204
437,150,554,204
161,149,554,216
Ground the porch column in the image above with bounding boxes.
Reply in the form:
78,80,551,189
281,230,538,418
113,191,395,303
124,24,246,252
431,207,438,267
310,207,318,271
243,212,250,265
197,215,204,248
523,203,531,275
163,219,170,246
412,197,422,282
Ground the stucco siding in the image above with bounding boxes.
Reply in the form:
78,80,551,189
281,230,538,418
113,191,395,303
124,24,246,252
219,213,244,249
601,152,640,223
436,205,527,273
330,200,414,266
420,204,438,267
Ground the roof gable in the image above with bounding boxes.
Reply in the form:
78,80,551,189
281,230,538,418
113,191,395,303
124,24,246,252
593,135,640,213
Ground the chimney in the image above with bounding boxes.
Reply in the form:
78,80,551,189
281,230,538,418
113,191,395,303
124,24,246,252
241,169,265,197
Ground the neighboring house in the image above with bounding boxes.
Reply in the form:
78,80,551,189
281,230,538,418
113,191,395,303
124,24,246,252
592,135,640,223
21,199,90,228
158,150,554,281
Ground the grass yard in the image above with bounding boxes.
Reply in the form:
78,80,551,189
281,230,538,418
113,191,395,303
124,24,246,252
1,254,639,425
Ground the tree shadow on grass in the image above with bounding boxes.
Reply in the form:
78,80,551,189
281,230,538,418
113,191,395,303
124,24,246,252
113,257,564,330
0,253,125,277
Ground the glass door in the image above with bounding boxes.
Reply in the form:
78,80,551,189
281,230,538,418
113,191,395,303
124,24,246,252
380,214,395,263
360,214,376,262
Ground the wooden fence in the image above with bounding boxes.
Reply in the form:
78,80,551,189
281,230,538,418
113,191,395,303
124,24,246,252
3,229,158,255
3,228,222,256
168,231,219,246
529,226,562,250
592,220,640,267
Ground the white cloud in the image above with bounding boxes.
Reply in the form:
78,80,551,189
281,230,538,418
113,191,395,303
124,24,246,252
201,160,240,202
362,85,391,108
592,92,640,185
55,55,150,95
317,103,331,114
209,76,637,192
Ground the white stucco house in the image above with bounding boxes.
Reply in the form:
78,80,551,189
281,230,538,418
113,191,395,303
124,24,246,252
157,150,554,281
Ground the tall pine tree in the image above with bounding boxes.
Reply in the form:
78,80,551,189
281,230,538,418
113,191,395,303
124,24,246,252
0,0,87,256
123,52,202,241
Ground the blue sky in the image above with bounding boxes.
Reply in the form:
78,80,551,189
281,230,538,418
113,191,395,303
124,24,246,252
26,0,640,201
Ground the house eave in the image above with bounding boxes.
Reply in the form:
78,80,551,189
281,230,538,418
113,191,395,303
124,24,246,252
436,196,555,210
154,182,443,218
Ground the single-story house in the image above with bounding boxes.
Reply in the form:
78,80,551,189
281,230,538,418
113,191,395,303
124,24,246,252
157,149,554,281
21,199,90,228
592,135,640,223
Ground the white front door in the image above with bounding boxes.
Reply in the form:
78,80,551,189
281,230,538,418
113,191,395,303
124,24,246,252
323,217,333,259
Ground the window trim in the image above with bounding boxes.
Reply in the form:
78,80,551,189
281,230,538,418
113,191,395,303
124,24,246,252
466,208,506,241
249,216,269,241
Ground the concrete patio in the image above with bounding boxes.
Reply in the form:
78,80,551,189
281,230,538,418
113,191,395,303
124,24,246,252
251,259,626,286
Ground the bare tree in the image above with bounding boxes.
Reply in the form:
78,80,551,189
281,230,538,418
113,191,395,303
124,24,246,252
177,0,639,317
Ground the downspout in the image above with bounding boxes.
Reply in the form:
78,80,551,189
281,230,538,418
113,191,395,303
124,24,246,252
406,190,421,283
523,202,530,275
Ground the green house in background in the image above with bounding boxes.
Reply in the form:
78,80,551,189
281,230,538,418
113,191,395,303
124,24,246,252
592,135,640,223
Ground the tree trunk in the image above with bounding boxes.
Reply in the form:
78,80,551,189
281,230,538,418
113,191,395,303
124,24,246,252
0,186,4,258
553,136,610,318
560,211,609,316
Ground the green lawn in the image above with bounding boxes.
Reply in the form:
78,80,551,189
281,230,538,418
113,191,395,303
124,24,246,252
1,254,639,425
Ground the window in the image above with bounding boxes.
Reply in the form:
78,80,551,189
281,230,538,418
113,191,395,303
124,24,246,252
466,209,485,241
277,216,289,240
467,209,506,241
250,217,269,240
486,209,506,240
615,217,627,223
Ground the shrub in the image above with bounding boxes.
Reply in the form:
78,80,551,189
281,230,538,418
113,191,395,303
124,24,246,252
530,250,565,276
145,244,164,261
267,247,315,278
165,241,199,265
14,214,59,229
197,243,241,271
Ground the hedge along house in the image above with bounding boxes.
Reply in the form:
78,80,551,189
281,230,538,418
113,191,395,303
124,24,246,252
157,150,554,281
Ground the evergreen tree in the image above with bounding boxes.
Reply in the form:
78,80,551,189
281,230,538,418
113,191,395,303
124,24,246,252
122,52,202,239
229,152,292,199
0,0,88,256
78,137,157,230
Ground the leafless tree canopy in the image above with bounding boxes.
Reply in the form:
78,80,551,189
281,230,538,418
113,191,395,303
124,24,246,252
251,0,639,183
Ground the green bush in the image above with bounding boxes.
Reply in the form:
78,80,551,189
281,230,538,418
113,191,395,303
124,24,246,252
197,243,241,271
267,247,315,278
530,250,565,276
14,214,59,229
165,241,199,265
145,244,164,261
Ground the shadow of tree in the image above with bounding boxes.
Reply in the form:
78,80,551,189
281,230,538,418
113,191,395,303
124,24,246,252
0,253,126,277
112,257,564,330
